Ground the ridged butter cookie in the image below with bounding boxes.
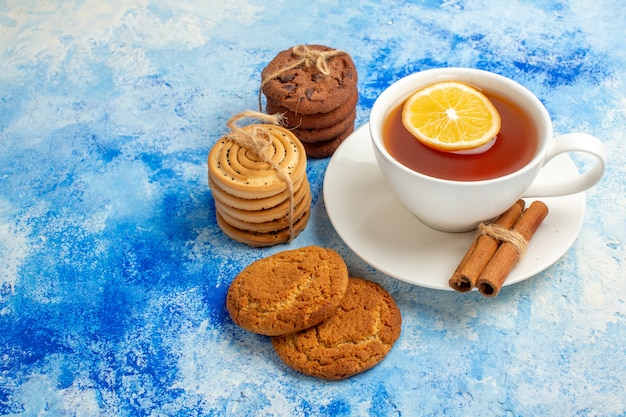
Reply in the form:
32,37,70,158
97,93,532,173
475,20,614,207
272,277,402,380
208,124,306,200
215,208,310,248
213,176,310,224
208,122,311,246
226,246,350,336
216,191,311,234
209,175,306,212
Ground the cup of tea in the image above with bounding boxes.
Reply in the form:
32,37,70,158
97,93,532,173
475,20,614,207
370,67,606,232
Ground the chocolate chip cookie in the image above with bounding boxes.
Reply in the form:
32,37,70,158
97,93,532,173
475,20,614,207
261,44,358,115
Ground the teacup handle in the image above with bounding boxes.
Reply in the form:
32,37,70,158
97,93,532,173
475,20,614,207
523,133,606,198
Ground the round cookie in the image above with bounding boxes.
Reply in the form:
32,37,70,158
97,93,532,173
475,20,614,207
216,191,311,233
208,124,307,199
266,90,358,130
271,277,402,380
213,176,310,223
301,125,354,159
226,246,349,334
261,45,358,115
216,208,310,247
209,175,306,212
292,108,356,143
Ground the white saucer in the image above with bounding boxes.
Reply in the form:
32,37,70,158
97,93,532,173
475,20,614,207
323,124,586,290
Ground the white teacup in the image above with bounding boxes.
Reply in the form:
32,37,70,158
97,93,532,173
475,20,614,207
370,68,606,232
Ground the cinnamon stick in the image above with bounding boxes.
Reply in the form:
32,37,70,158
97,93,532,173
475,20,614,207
448,200,526,292
476,201,549,297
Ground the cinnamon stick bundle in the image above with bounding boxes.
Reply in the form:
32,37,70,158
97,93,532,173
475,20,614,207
448,200,549,296
476,201,549,297
448,200,526,292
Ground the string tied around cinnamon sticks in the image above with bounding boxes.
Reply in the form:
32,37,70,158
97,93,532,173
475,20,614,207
258,45,347,111
449,200,549,297
224,110,296,242
477,222,529,260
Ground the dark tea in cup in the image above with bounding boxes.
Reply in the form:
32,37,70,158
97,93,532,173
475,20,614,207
383,90,539,181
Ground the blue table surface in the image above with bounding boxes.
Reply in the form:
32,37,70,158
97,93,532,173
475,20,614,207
1,1,625,416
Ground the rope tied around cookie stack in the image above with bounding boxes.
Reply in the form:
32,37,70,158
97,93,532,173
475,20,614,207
289,44,345,75
258,45,346,111
224,110,296,241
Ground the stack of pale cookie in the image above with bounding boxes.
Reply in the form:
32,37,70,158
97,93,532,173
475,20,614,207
226,246,402,380
208,123,311,247
261,44,358,158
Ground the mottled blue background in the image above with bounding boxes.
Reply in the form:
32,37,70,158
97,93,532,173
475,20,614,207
1,1,625,416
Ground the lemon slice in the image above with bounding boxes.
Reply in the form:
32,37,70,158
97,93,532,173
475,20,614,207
402,80,501,152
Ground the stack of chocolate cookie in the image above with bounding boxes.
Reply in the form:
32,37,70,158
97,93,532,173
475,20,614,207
261,44,358,158
208,124,311,247
226,246,403,380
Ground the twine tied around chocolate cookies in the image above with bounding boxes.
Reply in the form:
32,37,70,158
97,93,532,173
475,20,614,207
258,45,347,111
477,222,528,260
224,110,296,241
